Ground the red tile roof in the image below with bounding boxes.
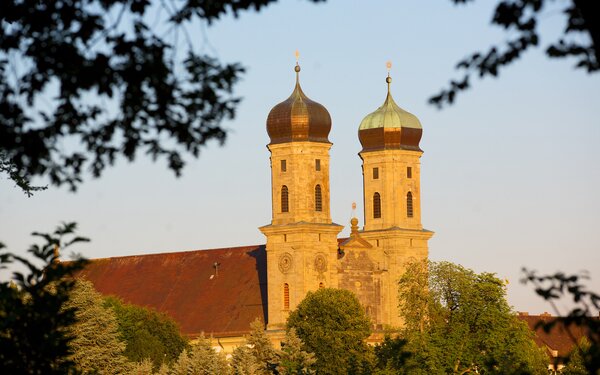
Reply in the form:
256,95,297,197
78,245,267,338
517,312,596,359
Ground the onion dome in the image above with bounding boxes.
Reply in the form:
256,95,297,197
358,72,422,152
266,63,331,144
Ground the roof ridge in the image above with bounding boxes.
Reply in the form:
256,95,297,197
87,243,265,261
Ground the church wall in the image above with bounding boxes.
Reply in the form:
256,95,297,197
360,149,423,231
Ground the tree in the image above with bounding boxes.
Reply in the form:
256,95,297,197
104,296,189,368
128,358,154,375
286,288,374,375
399,260,548,374
276,328,316,375
247,318,278,375
430,0,599,108
0,151,46,196
187,334,231,375
561,337,593,375
0,0,323,191
231,345,260,375
166,335,231,375
64,280,129,374
0,222,88,374
373,335,411,375
170,349,193,375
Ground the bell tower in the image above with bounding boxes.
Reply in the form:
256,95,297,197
356,63,433,327
260,56,343,330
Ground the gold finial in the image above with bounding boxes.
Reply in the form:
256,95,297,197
350,202,359,235
53,244,60,264
294,50,301,85
385,61,392,92
294,50,301,72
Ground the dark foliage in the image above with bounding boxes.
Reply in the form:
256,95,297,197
522,269,600,373
104,296,189,368
0,222,88,375
0,0,322,191
0,151,47,196
374,335,411,372
430,0,600,108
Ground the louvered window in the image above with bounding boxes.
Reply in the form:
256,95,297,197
315,185,322,211
281,186,289,213
373,193,381,219
284,283,290,310
407,192,414,218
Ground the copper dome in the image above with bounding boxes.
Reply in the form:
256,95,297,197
266,65,331,144
358,76,422,152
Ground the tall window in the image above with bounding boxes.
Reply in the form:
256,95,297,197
373,192,381,218
315,185,322,211
407,166,412,178
373,167,379,179
281,186,289,213
284,283,290,310
315,159,321,171
281,160,286,172
407,192,413,218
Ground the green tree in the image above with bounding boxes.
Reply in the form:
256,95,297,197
187,334,231,375
277,328,316,375
64,280,129,374
247,318,278,374
286,288,373,375
562,337,593,375
163,336,230,375
431,0,599,108
104,297,189,368
373,335,411,375
399,260,548,374
0,222,88,374
170,349,193,375
231,345,260,375
0,0,321,191
128,358,154,375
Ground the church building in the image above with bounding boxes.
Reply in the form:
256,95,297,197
79,61,433,351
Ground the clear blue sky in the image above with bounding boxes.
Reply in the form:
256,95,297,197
1,0,599,315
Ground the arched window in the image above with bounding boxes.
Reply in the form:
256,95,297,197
284,283,290,310
373,192,381,218
319,282,324,289
407,192,414,218
315,185,322,212
281,186,289,213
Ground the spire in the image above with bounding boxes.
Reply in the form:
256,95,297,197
358,61,423,151
266,52,332,144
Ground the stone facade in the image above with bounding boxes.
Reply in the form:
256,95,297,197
260,66,433,333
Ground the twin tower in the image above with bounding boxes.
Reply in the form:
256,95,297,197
259,62,433,331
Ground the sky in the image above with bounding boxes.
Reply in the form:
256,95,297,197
1,0,599,315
